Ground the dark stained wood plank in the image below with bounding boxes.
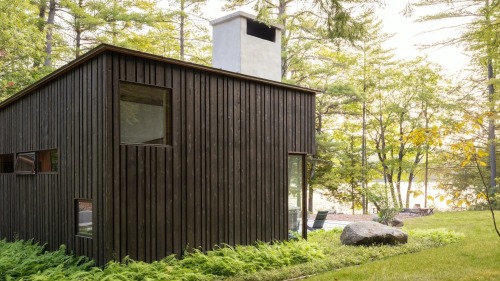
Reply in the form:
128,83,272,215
217,76,225,244
193,70,202,248
171,66,182,256
233,79,241,245
156,146,166,259
126,145,138,260
255,83,262,241
186,69,195,250
227,78,234,245
209,74,218,248
145,146,151,262
137,146,146,261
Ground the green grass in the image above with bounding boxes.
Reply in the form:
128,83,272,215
306,211,500,281
0,213,468,281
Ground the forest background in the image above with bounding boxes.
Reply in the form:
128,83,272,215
1,0,499,214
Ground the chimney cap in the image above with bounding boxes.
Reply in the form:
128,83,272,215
209,11,283,30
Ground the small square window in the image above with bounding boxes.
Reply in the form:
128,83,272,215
0,154,14,173
37,150,58,172
76,199,92,237
15,152,36,174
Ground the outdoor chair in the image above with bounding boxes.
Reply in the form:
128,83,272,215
307,210,329,231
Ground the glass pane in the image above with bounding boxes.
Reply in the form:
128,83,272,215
37,150,58,172
120,82,170,145
288,155,304,234
0,154,14,173
77,200,93,237
15,152,36,173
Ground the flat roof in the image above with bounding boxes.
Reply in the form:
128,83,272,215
0,44,315,110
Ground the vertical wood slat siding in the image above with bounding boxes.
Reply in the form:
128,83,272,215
109,53,315,262
0,49,315,266
0,56,108,265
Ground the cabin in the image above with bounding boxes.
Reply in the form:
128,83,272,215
0,12,315,265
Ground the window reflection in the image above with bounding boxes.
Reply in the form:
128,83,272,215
288,154,304,234
15,152,36,174
77,200,92,237
37,150,58,172
120,82,171,145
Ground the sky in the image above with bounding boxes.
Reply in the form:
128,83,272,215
204,0,469,78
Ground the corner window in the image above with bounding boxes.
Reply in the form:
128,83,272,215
0,154,14,173
37,149,58,173
76,199,93,237
120,82,171,145
15,152,36,174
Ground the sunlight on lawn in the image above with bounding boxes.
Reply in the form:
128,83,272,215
306,211,500,281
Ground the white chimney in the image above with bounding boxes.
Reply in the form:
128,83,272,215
210,11,283,82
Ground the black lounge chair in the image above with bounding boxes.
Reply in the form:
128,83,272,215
307,210,329,231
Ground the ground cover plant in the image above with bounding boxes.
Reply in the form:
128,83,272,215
0,219,461,281
307,211,500,281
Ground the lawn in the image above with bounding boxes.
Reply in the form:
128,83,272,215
307,211,500,281
0,211,485,280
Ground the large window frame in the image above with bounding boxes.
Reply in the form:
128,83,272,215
287,152,308,239
119,81,172,146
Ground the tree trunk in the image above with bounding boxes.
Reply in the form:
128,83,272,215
308,186,313,212
361,100,367,214
424,105,429,208
279,0,287,79
488,58,496,192
43,0,56,67
34,0,47,67
485,0,497,194
406,174,413,208
74,0,83,58
179,0,185,60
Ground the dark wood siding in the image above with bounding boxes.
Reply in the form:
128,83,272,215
0,55,109,265
0,46,315,266
108,52,315,262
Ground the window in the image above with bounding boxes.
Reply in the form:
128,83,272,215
288,154,305,236
76,199,92,237
120,82,171,145
15,152,36,174
0,154,14,173
37,149,58,173
247,19,276,42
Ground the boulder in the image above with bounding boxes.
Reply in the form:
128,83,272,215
340,221,408,246
391,218,404,227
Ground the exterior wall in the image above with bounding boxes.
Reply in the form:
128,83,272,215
0,46,315,266
107,52,315,263
0,55,109,265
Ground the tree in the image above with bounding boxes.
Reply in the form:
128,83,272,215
310,82,365,212
352,10,395,213
0,0,49,100
162,0,211,64
367,59,445,209
407,0,500,198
